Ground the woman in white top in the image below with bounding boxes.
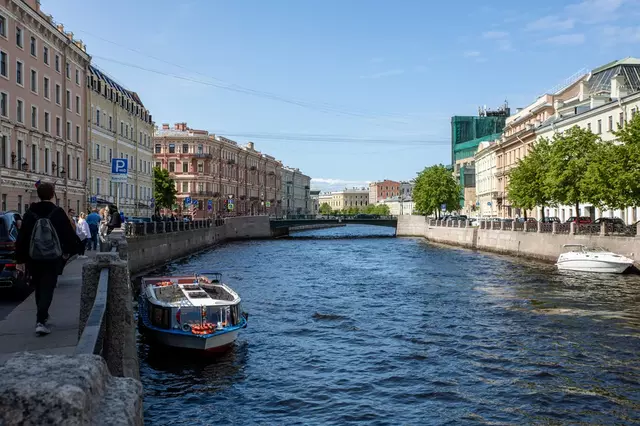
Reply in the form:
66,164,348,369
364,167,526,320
76,212,91,258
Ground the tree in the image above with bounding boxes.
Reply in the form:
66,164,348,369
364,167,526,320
582,140,627,211
545,126,600,216
413,164,460,218
610,113,640,207
373,204,390,216
153,166,177,215
319,202,333,215
363,204,377,214
507,138,551,220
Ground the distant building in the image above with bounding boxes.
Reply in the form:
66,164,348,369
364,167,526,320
310,189,320,216
474,141,499,218
281,167,311,215
400,181,413,199
382,196,414,215
369,180,400,204
451,102,510,215
319,188,369,211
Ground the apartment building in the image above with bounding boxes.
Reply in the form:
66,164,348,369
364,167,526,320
0,0,90,214
474,140,499,218
281,166,311,216
319,188,369,210
153,123,282,217
87,65,154,217
368,179,400,204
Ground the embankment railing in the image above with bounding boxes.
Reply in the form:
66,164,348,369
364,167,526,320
124,219,225,237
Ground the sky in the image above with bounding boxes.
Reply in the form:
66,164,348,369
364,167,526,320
45,0,640,192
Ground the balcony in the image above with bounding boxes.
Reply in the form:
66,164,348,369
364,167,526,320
195,153,213,159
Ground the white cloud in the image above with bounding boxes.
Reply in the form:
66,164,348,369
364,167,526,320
526,15,575,31
463,50,481,57
600,25,640,44
311,178,371,192
544,33,586,45
360,69,405,79
482,30,509,39
565,0,626,24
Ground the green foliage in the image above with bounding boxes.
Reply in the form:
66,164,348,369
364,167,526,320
153,167,177,213
582,141,627,210
507,138,551,218
610,113,640,207
374,204,390,216
319,202,333,215
544,126,600,214
413,164,460,217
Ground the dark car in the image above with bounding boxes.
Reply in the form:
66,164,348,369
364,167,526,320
541,217,560,223
0,211,28,297
593,217,626,226
516,217,537,223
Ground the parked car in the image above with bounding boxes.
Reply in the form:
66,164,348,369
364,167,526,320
0,211,29,297
593,217,626,226
566,216,592,224
516,217,537,223
541,217,560,223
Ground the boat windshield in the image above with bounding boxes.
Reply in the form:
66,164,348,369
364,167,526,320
197,272,222,284
584,247,608,252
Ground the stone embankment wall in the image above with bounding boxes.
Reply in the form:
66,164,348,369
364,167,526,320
397,216,640,264
127,216,272,273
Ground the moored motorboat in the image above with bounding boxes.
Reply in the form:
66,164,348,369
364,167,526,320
556,244,634,274
139,272,248,352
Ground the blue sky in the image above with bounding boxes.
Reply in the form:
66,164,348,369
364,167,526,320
45,0,639,191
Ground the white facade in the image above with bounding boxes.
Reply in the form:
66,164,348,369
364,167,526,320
474,140,499,218
281,167,311,215
535,60,640,224
382,197,415,215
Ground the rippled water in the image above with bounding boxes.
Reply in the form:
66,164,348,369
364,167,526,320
140,226,640,425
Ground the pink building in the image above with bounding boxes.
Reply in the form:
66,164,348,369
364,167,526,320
0,0,90,214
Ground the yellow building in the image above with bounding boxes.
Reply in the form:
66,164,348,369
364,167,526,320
87,65,154,217
318,188,369,210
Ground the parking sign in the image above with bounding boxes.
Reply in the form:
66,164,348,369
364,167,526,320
111,159,128,183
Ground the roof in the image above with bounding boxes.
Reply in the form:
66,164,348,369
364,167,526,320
588,57,640,94
89,65,136,102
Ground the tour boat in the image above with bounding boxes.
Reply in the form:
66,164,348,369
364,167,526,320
139,272,248,352
556,244,635,274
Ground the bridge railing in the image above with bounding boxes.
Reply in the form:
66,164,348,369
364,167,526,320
124,219,225,237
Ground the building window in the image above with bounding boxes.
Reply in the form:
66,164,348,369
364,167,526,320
109,148,112,162
0,15,5,38
0,51,6,77
65,62,70,79
55,117,61,137
66,90,71,110
597,119,602,134
75,68,79,85
197,162,203,173
30,36,36,57
16,26,22,48
44,148,49,173
108,116,112,130
16,61,22,85
154,144,161,154
96,143,100,160
55,55,60,72
169,162,175,172
619,112,624,127
76,157,80,180
31,105,37,128
96,109,100,126
96,178,101,195
66,121,71,141
31,145,36,172
30,69,36,92
44,111,50,133
76,125,80,144
16,99,23,123
0,92,6,117
182,144,189,153
120,121,123,135
608,115,613,131
55,84,60,104
182,182,188,193
182,162,188,173
169,144,175,153
43,77,49,99
43,46,49,65
125,124,129,138
75,95,80,114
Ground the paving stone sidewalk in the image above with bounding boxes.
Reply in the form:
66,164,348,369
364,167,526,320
0,252,97,365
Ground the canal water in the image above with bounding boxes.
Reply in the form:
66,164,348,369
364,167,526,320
139,225,640,425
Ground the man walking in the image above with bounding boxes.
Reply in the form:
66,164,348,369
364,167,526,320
85,208,101,251
15,183,79,335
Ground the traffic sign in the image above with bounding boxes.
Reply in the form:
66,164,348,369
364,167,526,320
265,201,271,207
90,196,97,204
191,198,198,205
184,197,191,205
441,203,446,212
111,158,128,183
227,202,234,211
207,200,213,211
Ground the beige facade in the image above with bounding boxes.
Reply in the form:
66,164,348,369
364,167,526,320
154,123,282,218
87,65,154,217
319,188,369,210
474,141,499,218
0,0,90,214
281,166,311,216
496,78,585,218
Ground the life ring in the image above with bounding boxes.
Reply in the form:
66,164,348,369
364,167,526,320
182,323,191,332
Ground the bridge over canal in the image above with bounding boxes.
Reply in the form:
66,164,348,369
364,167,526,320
270,217,398,234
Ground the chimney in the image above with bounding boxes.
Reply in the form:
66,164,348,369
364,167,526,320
162,123,169,130
553,99,564,119
56,24,64,33
611,74,628,99
175,122,187,131
578,80,588,102
248,142,255,150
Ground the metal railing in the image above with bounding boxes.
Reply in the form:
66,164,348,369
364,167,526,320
476,220,640,237
124,219,225,237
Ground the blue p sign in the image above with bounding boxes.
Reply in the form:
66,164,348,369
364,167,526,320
111,158,128,174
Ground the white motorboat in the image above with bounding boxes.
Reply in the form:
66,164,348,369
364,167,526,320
139,272,248,352
556,244,634,274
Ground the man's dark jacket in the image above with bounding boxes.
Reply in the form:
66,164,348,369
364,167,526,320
15,201,80,264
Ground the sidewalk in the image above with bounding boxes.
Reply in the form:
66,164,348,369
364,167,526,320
0,252,97,365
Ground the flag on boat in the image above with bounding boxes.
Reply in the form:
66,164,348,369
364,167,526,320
34,179,41,188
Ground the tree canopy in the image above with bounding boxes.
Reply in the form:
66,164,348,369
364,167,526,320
507,138,551,219
319,202,333,215
413,164,460,218
153,166,177,214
